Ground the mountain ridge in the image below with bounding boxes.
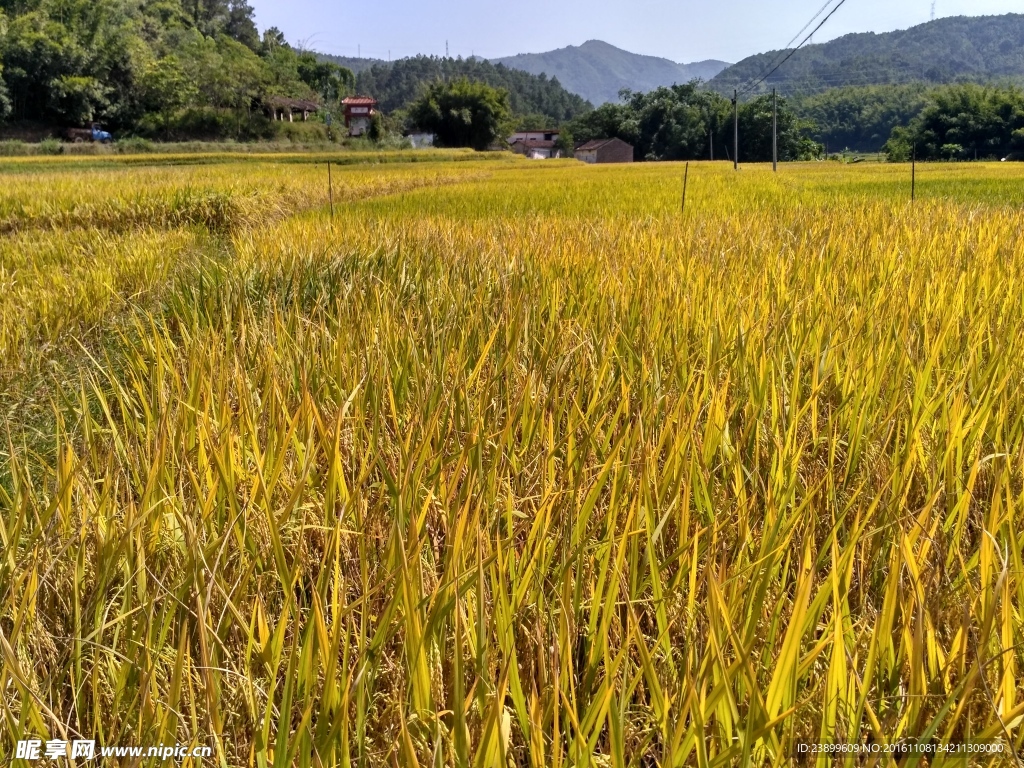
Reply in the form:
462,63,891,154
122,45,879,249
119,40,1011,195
710,14,1024,95
491,40,730,105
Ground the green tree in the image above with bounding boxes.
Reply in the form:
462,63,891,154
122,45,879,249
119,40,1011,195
0,67,10,120
138,54,196,115
737,93,819,162
565,101,630,147
367,110,384,142
0,0,142,127
187,0,257,48
178,31,265,111
789,84,929,153
883,125,914,162
623,84,727,161
565,85,818,162
408,78,511,150
884,84,1024,161
224,0,258,50
49,73,108,123
0,10,85,121
351,55,590,126
0,0,360,137
296,51,353,105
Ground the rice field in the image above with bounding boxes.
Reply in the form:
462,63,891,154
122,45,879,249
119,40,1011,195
2,154,1023,767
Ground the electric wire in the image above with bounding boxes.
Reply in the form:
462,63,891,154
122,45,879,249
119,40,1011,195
737,0,851,97
734,0,837,94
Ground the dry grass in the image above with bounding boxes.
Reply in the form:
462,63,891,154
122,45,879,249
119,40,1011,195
2,157,1023,767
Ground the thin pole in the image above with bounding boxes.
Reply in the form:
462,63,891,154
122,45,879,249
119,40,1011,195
709,125,713,161
733,89,739,171
328,161,334,217
911,144,916,202
772,88,778,173
681,161,689,213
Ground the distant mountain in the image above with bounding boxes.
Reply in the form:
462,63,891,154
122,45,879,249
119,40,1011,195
492,40,730,105
316,54,387,75
710,14,1024,95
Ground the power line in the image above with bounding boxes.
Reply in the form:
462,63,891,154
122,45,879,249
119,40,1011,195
782,0,838,51
738,0,852,96
722,70,937,96
737,0,837,92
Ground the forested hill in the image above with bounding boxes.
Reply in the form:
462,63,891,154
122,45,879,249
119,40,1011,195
317,54,386,75
493,40,729,106
0,0,353,137
710,14,1024,95
351,56,593,125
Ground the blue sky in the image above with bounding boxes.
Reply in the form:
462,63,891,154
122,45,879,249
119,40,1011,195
250,0,1021,64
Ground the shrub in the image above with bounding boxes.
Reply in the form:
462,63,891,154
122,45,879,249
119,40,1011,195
0,139,30,156
38,138,64,155
408,78,512,150
136,108,277,142
272,120,330,143
115,137,155,154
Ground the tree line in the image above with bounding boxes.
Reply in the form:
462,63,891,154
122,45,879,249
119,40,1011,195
0,0,591,142
789,82,1024,159
562,84,820,161
354,56,591,129
0,0,354,139
409,78,1024,164
560,82,1024,162
2,0,1022,159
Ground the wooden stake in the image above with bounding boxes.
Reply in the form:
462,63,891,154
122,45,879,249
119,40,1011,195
328,160,334,217
911,145,916,202
681,162,689,213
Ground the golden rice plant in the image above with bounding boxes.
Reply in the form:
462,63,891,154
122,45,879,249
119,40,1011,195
1,156,1023,767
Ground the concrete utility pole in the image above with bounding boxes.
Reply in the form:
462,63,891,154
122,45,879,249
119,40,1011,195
733,89,739,170
772,88,778,172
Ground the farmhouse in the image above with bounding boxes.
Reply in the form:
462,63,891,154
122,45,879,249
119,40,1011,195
574,137,634,164
509,129,562,159
342,96,379,136
510,140,562,159
510,129,559,143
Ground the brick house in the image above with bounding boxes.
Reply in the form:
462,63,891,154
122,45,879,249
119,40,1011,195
574,137,634,164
